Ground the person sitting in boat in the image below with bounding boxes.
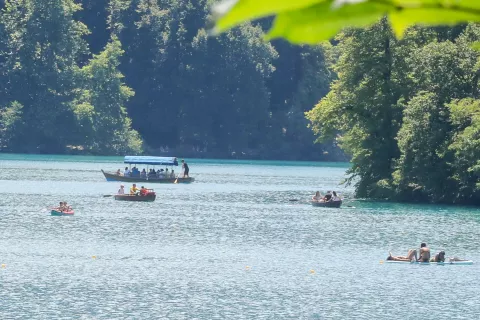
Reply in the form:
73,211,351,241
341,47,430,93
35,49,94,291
130,183,139,195
118,184,125,195
158,169,165,178
140,169,147,178
132,167,139,177
323,191,332,202
170,170,175,178
312,191,323,202
331,191,341,201
116,169,122,176
64,202,72,211
56,202,65,212
140,186,148,196
124,167,130,177
430,251,446,262
165,168,169,176
148,169,156,177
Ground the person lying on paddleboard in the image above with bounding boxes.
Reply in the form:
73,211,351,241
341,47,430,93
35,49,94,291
430,251,445,262
386,243,430,262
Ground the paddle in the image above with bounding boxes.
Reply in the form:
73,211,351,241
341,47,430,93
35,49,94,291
103,194,114,197
174,174,178,184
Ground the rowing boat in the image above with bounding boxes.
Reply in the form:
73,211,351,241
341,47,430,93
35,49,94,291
51,209,74,216
311,200,342,208
384,260,473,265
114,193,156,202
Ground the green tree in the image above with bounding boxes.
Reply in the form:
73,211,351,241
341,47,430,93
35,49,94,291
0,0,88,152
0,101,23,149
307,18,401,198
73,38,142,154
447,98,480,204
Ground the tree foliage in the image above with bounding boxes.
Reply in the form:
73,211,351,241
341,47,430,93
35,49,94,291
212,0,480,43
0,0,336,158
308,21,480,204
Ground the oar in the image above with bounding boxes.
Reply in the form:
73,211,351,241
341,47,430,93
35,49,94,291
103,194,114,197
174,175,178,184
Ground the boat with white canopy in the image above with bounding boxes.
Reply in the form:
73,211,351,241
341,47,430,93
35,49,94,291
101,156,195,183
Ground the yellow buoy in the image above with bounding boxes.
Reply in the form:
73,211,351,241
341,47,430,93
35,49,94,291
92,255,97,259
309,269,315,274
245,266,251,270
380,260,384,264
1,264,6,268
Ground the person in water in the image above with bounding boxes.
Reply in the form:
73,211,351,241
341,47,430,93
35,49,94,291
130,183,139,195
118,185,125,195
312,191,323,202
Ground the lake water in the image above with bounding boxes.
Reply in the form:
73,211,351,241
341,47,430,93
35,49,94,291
1,154,480,319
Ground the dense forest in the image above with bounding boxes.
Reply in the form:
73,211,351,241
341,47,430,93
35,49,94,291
307,19,480,205
0,0,341,160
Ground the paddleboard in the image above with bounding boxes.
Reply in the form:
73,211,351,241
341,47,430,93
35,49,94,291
384,260,473,265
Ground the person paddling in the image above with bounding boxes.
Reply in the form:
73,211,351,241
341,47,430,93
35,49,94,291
130,183,139,195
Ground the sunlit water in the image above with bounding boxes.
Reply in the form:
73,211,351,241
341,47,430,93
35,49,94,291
1,154,479,319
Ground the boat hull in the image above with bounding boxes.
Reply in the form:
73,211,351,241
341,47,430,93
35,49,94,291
311,200,342,208
102,170,194,184
51,210,74,216
114,194,157,202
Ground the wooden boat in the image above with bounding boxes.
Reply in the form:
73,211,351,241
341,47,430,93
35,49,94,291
114,192,157,202
311,200,342,208
51,209,74,216
102,156,195,184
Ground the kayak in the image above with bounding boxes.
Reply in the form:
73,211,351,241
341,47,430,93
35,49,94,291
384,260,473,265
51,209,74,216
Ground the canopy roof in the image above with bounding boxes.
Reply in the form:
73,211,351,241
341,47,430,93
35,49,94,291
124,156,178,166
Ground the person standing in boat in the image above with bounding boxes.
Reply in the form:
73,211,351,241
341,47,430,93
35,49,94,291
181,159,189,178
118,185,125,195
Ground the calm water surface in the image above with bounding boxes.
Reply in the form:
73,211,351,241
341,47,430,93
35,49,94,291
1,154,480,319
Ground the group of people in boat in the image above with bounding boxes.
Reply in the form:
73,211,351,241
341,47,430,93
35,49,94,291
117,167,176,179
54,201,72,212
115,159,190,179
387,242,467,263
117,184,151,196
311,190,341,203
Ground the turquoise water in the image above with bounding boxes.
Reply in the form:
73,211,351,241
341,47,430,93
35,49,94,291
1,154,480,319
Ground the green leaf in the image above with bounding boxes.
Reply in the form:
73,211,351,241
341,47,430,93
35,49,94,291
391,0,480,10
266,1,391,44
390,8,480,38
212,0,328,34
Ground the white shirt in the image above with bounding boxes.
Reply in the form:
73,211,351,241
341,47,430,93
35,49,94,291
118,188,125,194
